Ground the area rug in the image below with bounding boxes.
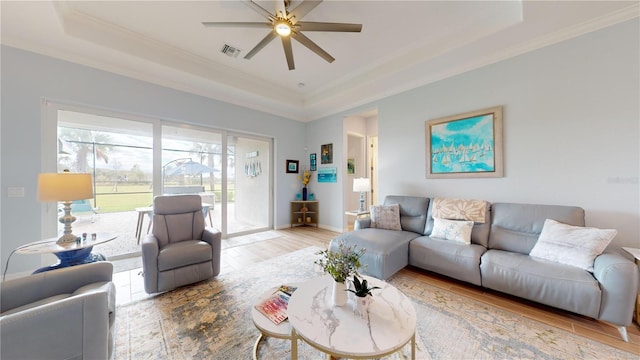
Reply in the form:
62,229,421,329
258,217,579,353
114,247,636,360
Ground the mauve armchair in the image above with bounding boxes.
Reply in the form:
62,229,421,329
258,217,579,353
142,194,222,294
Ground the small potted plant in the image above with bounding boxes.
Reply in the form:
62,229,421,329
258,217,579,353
315,242,365,307
347,276,381,297
347,275,380,317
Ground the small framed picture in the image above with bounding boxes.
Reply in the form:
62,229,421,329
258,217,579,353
321,143,333,164
347,158,355,175
286,160,299,173
310,153,317,171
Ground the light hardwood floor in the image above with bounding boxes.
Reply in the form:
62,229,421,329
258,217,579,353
113,227,640,355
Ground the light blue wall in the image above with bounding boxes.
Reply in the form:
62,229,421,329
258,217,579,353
2,18,639,276
1,45,305,275
309,19,639,249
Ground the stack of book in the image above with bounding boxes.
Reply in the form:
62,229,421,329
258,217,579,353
254,284,297,325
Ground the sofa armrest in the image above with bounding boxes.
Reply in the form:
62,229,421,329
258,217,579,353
202,228,222,276
354,218,372,230
593,252,639,326
1,291,110,359
0,261,113,312
142,234,160,293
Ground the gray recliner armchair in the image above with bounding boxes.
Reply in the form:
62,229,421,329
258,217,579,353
0,261,116,359
142,194,222,294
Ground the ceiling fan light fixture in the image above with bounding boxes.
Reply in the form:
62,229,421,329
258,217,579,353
275,21,291,36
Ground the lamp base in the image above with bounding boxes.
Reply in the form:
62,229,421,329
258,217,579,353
58,201,78,246
358,191,366,213
57,233,79,246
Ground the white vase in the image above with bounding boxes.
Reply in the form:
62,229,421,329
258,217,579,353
332,281,347,307
353,296,371,317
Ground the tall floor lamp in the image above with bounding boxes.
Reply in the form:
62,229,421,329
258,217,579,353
38,171,94,245
353,178,371,213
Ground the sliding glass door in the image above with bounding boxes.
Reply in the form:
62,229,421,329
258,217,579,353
52,104,273,260
226,135,271,234
161,125,272,236
161,125,223,230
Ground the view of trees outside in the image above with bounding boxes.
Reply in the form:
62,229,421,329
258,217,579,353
58,126,228,212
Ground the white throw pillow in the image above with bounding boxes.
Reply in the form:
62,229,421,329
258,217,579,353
430,217,474,244
529,219,616,272
370,204,402,231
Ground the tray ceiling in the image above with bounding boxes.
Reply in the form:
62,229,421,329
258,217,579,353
1,1,637,121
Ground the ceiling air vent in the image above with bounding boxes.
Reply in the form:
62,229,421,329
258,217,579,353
220,43,241,58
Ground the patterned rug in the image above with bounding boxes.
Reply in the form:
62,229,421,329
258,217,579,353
114,246,636,359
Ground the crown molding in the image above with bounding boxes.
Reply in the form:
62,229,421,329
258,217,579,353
302,3,640,121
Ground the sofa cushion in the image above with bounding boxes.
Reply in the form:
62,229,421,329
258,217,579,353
480,249,601,318
529,219,616,272
370,204,402,231
489,203,585,254
158,240,212,271
426,200,491,247
431,218,474,244
432,198,488,223
409,236,485,286
384,196,430,234
330,228,419,279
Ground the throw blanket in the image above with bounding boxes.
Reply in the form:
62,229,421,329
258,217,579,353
432,198,488,223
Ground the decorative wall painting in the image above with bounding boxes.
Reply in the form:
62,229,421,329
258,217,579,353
347,158,355,175
321,143,333,164
286,159,299,173
425,106,503,178
310,153,317,171
318,167,337,183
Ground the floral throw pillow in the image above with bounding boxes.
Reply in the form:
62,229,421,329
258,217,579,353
431,218,474,244
370,204,402,231
529,219,616,272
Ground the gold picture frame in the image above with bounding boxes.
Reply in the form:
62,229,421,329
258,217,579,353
425,106,503,178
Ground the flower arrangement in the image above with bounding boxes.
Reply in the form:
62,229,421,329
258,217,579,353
298,170,311,188
315,242,365,283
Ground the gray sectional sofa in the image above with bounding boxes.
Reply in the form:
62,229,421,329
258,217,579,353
331,195,638,341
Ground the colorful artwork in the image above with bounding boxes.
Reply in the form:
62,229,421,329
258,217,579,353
426,106,503,178
347,158,355,175
310,153,317,171
318,167,337,183
321,144,333,164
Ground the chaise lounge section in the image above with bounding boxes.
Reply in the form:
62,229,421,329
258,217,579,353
331,195,638,341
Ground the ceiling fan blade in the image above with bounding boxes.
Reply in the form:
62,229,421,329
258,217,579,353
244,30,278,59
291,31,334,63
288,0,322,24
274,0,287,18
202,22,271,28
242,0,275,20
297,21,362,32
281,36,295,70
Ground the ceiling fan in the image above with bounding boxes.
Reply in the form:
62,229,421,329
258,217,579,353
202,0,362,70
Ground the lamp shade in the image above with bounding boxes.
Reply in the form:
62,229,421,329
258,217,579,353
353,178,371,192
38,172,93,201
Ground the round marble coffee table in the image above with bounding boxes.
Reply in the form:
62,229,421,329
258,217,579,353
287,275,416,359
251,286,295,360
